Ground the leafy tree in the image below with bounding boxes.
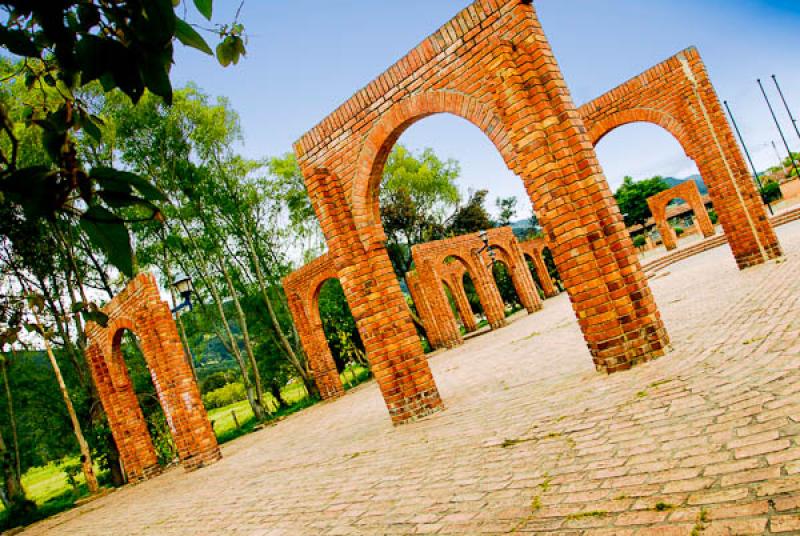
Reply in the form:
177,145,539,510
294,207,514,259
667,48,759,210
761,180,783,204
449,189,493,236
0,0,247,278
613,176,670,227
496,196,518,226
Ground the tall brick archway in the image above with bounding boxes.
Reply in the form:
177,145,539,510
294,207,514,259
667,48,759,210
283,254,346,401
578,47,782,269
85,274,220,483
438,261,478,334
293,0,669,423
647,181,716,251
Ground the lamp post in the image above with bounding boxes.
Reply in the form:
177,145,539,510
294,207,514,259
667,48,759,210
170,273,194,314
772,75,800,146
474,230,496,268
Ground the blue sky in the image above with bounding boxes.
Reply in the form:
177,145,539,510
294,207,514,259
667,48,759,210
172,1,800,219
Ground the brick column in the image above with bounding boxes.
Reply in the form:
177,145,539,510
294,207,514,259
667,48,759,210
449,274,478,333
505,240,542,313
406,272,443,349
417,259,463,349
680,49,781,268
285,291,344,400
493,7,669,372
307,168,443,424
469,257,507,330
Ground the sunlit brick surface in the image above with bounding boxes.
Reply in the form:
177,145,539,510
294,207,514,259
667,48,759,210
288,0,669,425
579,48,781,269
84,273,220,483
27,220,800,536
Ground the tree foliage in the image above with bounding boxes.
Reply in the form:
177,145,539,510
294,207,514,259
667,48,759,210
613,175,670,227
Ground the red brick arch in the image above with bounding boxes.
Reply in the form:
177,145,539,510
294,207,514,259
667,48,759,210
578,47,782,269
437,261,478,334
351,91,515,242
85,273,220,483
292,0,669,424
647,181,716,251
282,254,346,400
410,228,542,350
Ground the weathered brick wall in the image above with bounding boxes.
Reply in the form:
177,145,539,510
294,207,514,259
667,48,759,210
578,48,781,268
85,273,221,483
282,254,346,401
647,181,716,251
519,237,559,298
291,0,670,422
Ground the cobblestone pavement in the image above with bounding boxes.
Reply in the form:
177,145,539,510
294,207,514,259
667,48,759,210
23,222,800,535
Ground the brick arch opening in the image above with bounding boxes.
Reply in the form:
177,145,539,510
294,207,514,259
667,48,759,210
647,181,716,252
85,274,220,483
352,91,515,243
439,258,479,334
519,238,560,299
283,254,348,401
578,47,781,269
292,0,670,424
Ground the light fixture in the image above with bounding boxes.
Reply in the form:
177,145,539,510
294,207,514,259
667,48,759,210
171,273,193,314
473,230,496,268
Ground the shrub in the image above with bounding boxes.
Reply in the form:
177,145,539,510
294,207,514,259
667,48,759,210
674,227,684,236
708,209,718,225
761,180,783,204
632,235,646,249
202,382,247,409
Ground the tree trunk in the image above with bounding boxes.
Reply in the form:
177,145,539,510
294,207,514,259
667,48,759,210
2,355,21,484
170,219,266,422
269,383,288,410
219,261,268,419
242,227,313,385
38,319,99,494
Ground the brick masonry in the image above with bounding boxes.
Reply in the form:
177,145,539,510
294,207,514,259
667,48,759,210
578,47,782,269
647,181,716,251
288,0,671,424
84,273,221,483
519,237,560,298
409,227,542,350
282,254,346,401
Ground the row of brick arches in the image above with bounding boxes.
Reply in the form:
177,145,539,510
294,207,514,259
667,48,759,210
283,0,781,424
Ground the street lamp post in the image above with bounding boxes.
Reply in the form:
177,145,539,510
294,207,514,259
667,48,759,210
170,273,194,314
474,230,496,268
772,75,800,146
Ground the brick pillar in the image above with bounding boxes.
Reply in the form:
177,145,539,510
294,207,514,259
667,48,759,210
406,272,444,349
469,257,506,330
308,168,442,424
531,250,558,298
449,274,478,333
417,259,463,349
505,241,542,313
285,291,344,400
143,295,221,471
680,49,781,268
87,343,160,483
494,8,669,372
692,202,716,239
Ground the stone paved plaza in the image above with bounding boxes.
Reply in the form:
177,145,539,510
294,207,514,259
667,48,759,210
24,221,800,535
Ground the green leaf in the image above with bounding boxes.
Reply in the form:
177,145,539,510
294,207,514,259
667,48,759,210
140,51,173,104
80,205,135,277
81,114,103,143
70,301,86,313
91,167,168,202
81,309,109,328
175,18,213,55
1,166,54,219
97,189,159,213
0,27,39,57
193,0,213,20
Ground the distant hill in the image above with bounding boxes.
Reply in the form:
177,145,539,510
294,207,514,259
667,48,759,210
663,175,708,195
